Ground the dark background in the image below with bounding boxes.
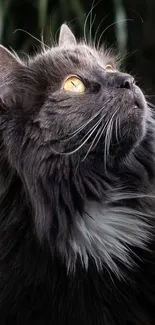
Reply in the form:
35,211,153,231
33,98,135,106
1,0,155,102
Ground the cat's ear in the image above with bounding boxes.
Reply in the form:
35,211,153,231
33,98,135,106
0,45,23,109
0,45,23,73
59,24,77,47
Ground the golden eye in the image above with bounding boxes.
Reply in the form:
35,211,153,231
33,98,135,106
105,65,115,72
63,76,85,93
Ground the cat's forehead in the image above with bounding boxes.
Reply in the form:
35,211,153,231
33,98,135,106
42,44,118,71
29,43,120,85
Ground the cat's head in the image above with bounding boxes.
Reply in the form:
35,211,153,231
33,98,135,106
0,24,154,271
0,24,149,170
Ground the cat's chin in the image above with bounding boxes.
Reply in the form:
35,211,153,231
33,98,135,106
120,109,146,145
111,124,146,163
88,86,148,162
109,92,147,159
119,100,147,150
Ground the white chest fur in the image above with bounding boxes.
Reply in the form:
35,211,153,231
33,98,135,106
61,201,151,273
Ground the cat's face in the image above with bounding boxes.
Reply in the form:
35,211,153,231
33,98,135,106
0,24,149,174
28,25,147,167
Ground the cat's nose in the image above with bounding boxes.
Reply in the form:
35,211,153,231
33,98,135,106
119,74,135,90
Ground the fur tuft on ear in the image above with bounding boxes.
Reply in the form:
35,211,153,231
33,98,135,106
58,24,77,47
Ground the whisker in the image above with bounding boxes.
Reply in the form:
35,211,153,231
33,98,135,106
89,14,96,45
65,99,110,139
49,99,118,157
89,0,96,44
84,0,101,44
104,109,118,169
61,113,105,153
66,108,103,139
48,100,110,143
13,29,50,50
82,123,103,161
127,9,144,23
97,19,134,49
93,14,109,48
91,120,108,151
78,113,106,144
108,119,114,151
41,31,46,52
118,116,121,139
147,101,155,109
115,117,119,143
104,118,113,167
83,105,119,161
50,114,103,156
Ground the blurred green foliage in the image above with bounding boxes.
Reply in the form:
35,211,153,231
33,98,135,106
0,0,126,54
0,0,155,101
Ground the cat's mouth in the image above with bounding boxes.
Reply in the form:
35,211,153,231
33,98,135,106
130,99,145,114
130,85,147,112
118,86,147,123
133,100,141,110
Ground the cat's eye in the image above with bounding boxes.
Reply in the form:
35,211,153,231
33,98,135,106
105,65,115,72
63,76,85,93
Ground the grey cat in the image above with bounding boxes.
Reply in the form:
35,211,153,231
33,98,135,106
0,23,154,325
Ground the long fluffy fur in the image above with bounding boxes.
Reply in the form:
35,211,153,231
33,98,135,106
0,24,155,325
